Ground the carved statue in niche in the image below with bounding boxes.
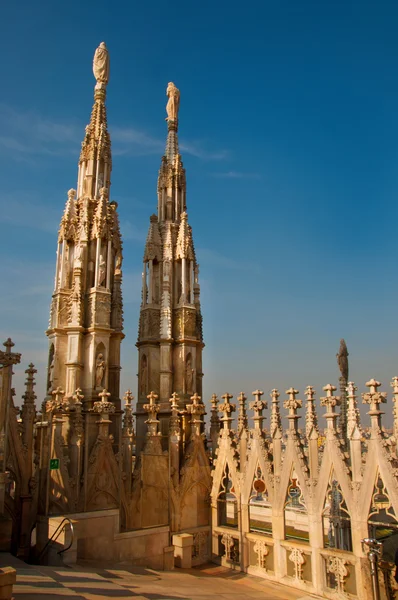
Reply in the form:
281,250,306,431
154,271,160,304
185,355,194,394
95,353,105,388
178,279,183,304
98,255,106,286
194,264,199,285
166,82,180,121
115,252,122,275
48,352,55,391
140,356,147,396
74,243,83,267
70,298,80,323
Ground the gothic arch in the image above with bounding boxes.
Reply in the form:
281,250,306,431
242,442,274,505
140,354,148,396
314,454,354,516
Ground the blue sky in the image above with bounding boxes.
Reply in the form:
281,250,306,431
1,0,398,427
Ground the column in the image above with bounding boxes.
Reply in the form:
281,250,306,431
106,240,112,289
59,241,65,289
94,158,100,197
76,164,81,199
148,260,153,304
142,264,147,306
79,162,86,197
181,257,186,303
94,237,101,287
190,261,194,304
54,243,61,291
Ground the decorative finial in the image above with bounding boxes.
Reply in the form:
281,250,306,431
166,82,180,123
93,42,110,86
336,339,349,381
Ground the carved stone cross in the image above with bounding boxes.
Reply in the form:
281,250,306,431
123,389,134,407
320,384,341,432
3,338,14,353
93,389,115,415
0,338,21,367
187,393,205,436
143,391,160,439
284,388,302,431
93,389,114,437
210,393,219,411
249,390,266,431
219,393,236,430
50,387,66,413
73,387,84,404
170,391,179,411
362,379,387,431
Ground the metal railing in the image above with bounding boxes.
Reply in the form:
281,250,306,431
38,518,74,563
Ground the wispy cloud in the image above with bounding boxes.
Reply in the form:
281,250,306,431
212,170,261,179
112,125,228,161
197,248,261,273
120,219,147,242
0,104,80,161
0,104,228,163
0,191,60,233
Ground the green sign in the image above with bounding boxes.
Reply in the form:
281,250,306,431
49,458,60,470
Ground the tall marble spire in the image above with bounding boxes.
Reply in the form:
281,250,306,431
136,83,204,451
47,42,123,416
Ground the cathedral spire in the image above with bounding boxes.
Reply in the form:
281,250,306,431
136,82,204,452
77,42,111,200
157,82,186,224
47,41,123,419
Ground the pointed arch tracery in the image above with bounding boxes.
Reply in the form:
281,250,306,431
284,468,309,543
249,463,272,536
217,463,238,529
322,469,352,551
368,472,398,563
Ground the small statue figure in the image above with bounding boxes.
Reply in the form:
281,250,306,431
185,355,194,394
194,264,200,285
48,356,55,391
93,42,110,85
98,255,106,286
95,354,105,388
140,356,147,396
336,339,349,381
166,82,180,121
115,252,122,274
74,243,83,267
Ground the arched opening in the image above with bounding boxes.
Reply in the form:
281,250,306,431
140,354,148,397
217,464,238,529
47,344,55,392
185,353,194,395
249,464,272,536
322,471,352,551
284,469,309,543
95,343,106,390
368,473,398,563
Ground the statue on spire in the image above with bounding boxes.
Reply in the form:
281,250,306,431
93,42,110,86
166,82,180,121
336,339,349,381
